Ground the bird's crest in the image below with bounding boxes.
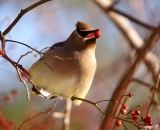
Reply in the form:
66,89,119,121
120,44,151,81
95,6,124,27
76,21,93,31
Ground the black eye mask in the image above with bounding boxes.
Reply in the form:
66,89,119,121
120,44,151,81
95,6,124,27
77,28,97,38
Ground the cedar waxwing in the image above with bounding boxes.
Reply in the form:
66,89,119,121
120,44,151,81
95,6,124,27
29,21,101,105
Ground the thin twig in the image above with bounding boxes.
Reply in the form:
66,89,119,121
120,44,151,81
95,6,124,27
17,101,57,130
72,96,146,129
16,51,33,101
109,7,156,30
147,75,160,115
2,43,48,100
0,0,52,101
0,32,5,53
6,39,75,73
16,51,31,79
2,48,47,100
131,78,160,92
72,96,112,115
152,100,160,118
122,104,142,118
122,121,127,130
3,0,51,36
6,39,56,72
6,39,41,54
94,0,160,82
132,78,154,89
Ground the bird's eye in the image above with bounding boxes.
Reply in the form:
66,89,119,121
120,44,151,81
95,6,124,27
77,28,93,38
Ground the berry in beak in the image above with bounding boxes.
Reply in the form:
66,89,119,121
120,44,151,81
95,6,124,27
85,29,101,39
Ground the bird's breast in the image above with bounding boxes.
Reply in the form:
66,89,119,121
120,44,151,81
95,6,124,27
73,49,96,77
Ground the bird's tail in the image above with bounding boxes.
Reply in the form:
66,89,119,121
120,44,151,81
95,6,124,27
32,87,57,99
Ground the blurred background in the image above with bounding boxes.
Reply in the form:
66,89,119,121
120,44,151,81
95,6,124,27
0,0,160,130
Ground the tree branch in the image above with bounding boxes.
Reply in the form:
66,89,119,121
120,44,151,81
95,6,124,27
101,24,160,129
3,0,51,36
93,0,159,82
109,6,156,30
92,1,160,129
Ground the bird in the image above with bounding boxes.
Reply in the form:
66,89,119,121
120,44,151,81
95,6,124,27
29,21,101,105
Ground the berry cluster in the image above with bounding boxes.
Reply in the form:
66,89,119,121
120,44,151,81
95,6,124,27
143,116,152,126
120,105,128,115
114,93,153,129
115,105,153,129
132,109,140,121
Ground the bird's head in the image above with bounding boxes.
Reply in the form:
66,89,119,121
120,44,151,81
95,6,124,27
67,21,101,50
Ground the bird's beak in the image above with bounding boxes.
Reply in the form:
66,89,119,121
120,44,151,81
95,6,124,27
85,29,101,39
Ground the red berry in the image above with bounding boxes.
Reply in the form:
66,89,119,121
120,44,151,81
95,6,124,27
132,113,137,118
134,110,140,115
146,116,151,120
128,93,133,97
122,105,128,110
148,121,153,126
132,116,137,121
144,118,150,123
121,109,127,115
115,120,122,127
143,115,152,123
94,30,101,38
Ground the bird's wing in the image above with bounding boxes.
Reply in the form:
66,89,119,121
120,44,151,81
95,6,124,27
49,42,65,49
30,41,79,99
